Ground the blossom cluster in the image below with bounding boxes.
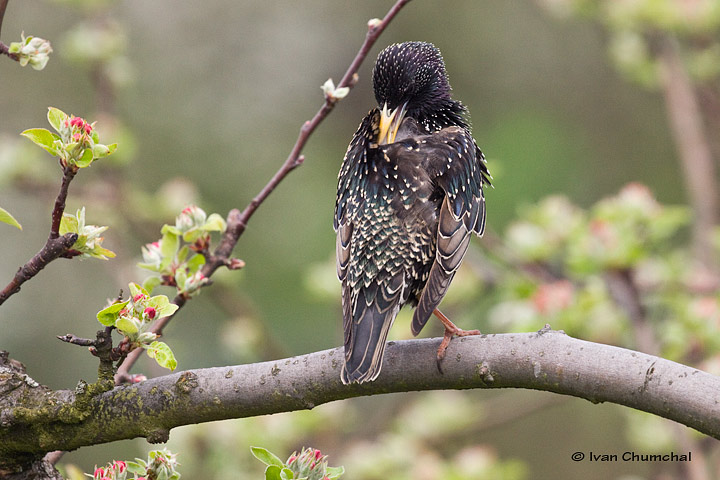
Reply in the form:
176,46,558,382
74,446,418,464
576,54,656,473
96,283,178,370
21,107,117,169
139,205,226,297
8,33,52,70
90,449,179,480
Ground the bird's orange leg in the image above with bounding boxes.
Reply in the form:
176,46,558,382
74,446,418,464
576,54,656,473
433,308,481,370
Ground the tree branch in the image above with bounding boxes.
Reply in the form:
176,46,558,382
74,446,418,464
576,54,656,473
657,36,718,267
114,0,412,381
0,233,77,306
0,1,20,62
604,268,660,355
0,0,9,39
0,167,78,307
4,329,720,465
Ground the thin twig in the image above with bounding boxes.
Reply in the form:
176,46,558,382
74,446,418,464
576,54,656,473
0,233,77,306
657,35,718,267
57,334,96,347
0,41,16,62
0,0,9,39
0,1,19,62
604,268,660,355
0,166,79,306
114,0,412,383
49,167,77,239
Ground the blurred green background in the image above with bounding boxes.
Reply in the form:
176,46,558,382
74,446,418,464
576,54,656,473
0,1,707,479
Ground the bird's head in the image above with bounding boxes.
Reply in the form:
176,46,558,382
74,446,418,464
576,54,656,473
372,41,453,144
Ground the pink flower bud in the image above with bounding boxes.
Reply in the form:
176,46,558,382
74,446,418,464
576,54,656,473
114,460,126,472
315,449,322,460
85,123,93,134
133,293,145,302
144,307,157,319
94,467,105,477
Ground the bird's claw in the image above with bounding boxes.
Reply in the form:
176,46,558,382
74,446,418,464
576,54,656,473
436,322,482,374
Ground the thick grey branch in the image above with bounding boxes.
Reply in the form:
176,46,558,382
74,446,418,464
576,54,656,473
2,330,719,469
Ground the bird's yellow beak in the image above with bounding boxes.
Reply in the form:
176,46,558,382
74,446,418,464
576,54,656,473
378,102,407,145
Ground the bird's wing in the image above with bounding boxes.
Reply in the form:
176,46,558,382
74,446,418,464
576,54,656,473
336,111,408,383
383,125,487,336
340,270,405,384
335,111,377,282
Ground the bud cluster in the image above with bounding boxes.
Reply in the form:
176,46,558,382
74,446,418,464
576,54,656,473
90,449,180,480
251,445,344,480
138,205,227,298
8,33,53,70
92,460,131,480
96,283,179,370
59,207,115,260
21,107,117,170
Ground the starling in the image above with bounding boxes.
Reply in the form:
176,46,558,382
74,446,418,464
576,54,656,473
335,41,490,384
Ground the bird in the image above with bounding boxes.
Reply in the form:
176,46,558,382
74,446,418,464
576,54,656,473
334,41,491,384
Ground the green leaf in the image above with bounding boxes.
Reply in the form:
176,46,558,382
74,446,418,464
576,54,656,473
0,207,22,230
147,294,179,318
326,466,345,479
160,229,180,263
125,461,146,475
145,341,177,371
202,213,227,232
177,245,190,264
182,228,204,243
59,213,79,236
251,447,285,467
162,224,181,236
75,147,94,168
107,143,118,155
128,282,149,300
96,300,129,326
174,269,187,290
264,465,283,480
115,316,139,335
88,245,116,260
280,468,295,480
186,252,206,273
47,107,67,132
20,128,60,156
142,276,162,295
92,143,110,158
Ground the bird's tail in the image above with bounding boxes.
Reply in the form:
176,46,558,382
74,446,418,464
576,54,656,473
341,280,403,384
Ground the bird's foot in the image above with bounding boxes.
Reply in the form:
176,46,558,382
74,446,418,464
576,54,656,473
433,308,481,373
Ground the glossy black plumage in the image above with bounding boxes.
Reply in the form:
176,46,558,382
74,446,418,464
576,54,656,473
335,42,490,384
